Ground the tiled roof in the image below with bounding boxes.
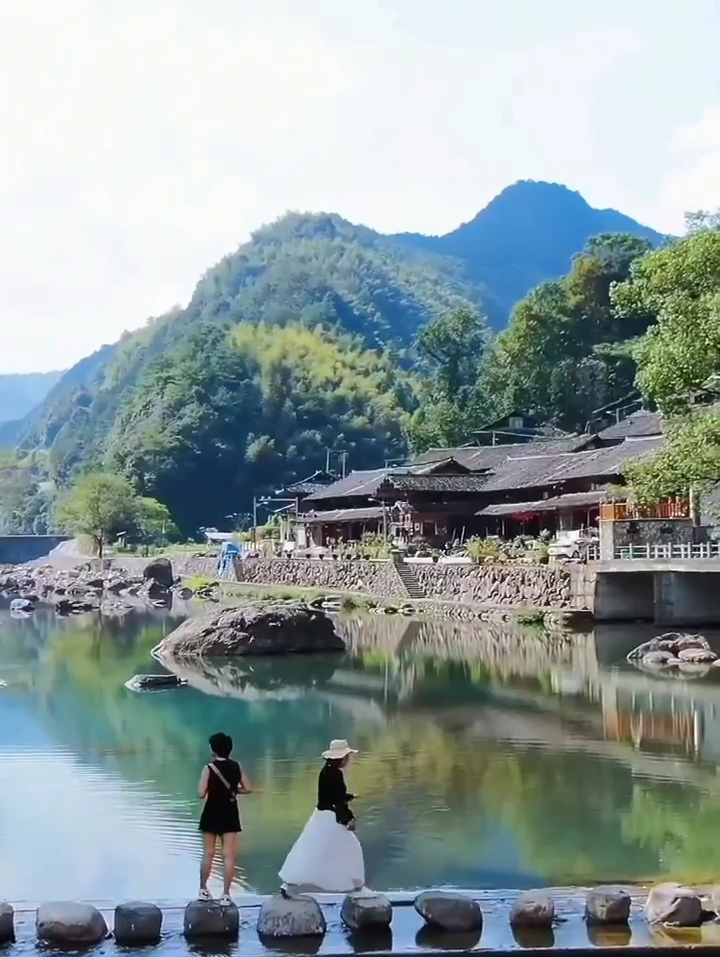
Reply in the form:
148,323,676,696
299,507,384,524
482,436,664,491
598,410,661,441
379,473,491,493
478,490,607,516
412,436,597,472
303,469,390,502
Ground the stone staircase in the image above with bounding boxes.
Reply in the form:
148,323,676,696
396,561,425,599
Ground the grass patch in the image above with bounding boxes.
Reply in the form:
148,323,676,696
515,607,547,627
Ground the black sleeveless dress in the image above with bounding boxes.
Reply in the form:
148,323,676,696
199,759,242,835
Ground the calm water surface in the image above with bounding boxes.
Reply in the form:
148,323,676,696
1,602,719,903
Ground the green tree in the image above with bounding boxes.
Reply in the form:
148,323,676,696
485,233,653,432
612,222,720,412
613,214,720,504
408,306,491,450
135,497,178,547
55,472,139,558
623,410,720,506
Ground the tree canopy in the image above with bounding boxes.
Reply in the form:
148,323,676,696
483,233,654,432
616,213,720,504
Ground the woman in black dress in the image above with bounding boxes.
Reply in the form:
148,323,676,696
198,732,252,903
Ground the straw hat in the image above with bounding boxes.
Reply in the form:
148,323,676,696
322,739,358,760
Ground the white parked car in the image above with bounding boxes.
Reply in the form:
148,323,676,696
548,530,595,562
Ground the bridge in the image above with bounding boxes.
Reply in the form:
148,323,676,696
592,552,720,627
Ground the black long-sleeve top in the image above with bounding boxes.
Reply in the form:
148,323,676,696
317,762,355,826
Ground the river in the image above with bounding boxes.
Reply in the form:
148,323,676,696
1,602,719,904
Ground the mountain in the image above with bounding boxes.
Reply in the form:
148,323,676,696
0,371,64,425
392,181,665,324
4,180,665,534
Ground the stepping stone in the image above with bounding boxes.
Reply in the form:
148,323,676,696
36,901,108,946
114,901,163,944
510,892,555,928
341,893,392,930
0,902,14,944
585,887,631,924
645,883,702,926
414,890,482,932
183,900,239,939
257,895,326,938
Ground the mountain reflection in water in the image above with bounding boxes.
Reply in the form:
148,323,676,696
1,605,720,902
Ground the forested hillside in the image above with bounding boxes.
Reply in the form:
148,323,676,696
1,180,671,535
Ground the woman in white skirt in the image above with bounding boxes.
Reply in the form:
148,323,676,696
280,739,368,896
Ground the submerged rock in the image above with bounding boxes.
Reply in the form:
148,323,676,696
114,901,163,945
644,883,702,926
184,900,239,939
157,601,346,658
55,597,98,615
585,887,631,924
125,673,188,692
510,892,555,928
36,901,108,945
341,893,392,930
257,896,326,938
9,597,34,613
414,890,483,932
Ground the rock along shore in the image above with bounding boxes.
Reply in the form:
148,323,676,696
2,883,720,953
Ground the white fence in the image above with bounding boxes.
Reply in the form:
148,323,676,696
613,543,720,561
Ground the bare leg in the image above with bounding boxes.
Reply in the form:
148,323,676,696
221,832,238,898
200,833,216,896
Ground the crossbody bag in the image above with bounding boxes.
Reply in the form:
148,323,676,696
209,762,240,803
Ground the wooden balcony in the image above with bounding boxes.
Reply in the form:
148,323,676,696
599,499,690,522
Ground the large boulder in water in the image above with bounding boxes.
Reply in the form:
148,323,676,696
143,558,174,589
157,601,346,658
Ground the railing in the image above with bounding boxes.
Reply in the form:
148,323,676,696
600,499,691,521
613,543,720,561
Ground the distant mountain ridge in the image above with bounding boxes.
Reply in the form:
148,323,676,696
391,181,665,324
0,370,64,426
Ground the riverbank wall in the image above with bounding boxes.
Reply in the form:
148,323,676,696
231,558,592,609
108,554,595,616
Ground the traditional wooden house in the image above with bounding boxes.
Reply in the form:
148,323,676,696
296,433,667,545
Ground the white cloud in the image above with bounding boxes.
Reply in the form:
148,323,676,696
652,108,720,233
0,0,713,372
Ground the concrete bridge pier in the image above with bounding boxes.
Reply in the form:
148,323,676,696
593,562,720,627
653,571,719,627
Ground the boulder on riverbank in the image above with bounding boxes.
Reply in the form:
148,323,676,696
156,601,346,658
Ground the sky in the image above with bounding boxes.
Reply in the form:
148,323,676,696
0,0,718,374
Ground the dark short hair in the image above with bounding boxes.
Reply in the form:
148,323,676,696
209,732,233,758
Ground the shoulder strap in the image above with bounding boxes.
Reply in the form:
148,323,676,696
209,762,235,792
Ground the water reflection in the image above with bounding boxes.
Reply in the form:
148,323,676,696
1,607,720,902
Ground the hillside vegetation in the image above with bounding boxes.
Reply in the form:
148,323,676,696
1,179,676,536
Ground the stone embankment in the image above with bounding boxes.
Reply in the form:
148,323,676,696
1,883,716,950
232,557,591,610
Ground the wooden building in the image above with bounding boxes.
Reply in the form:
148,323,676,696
296,432,666,546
